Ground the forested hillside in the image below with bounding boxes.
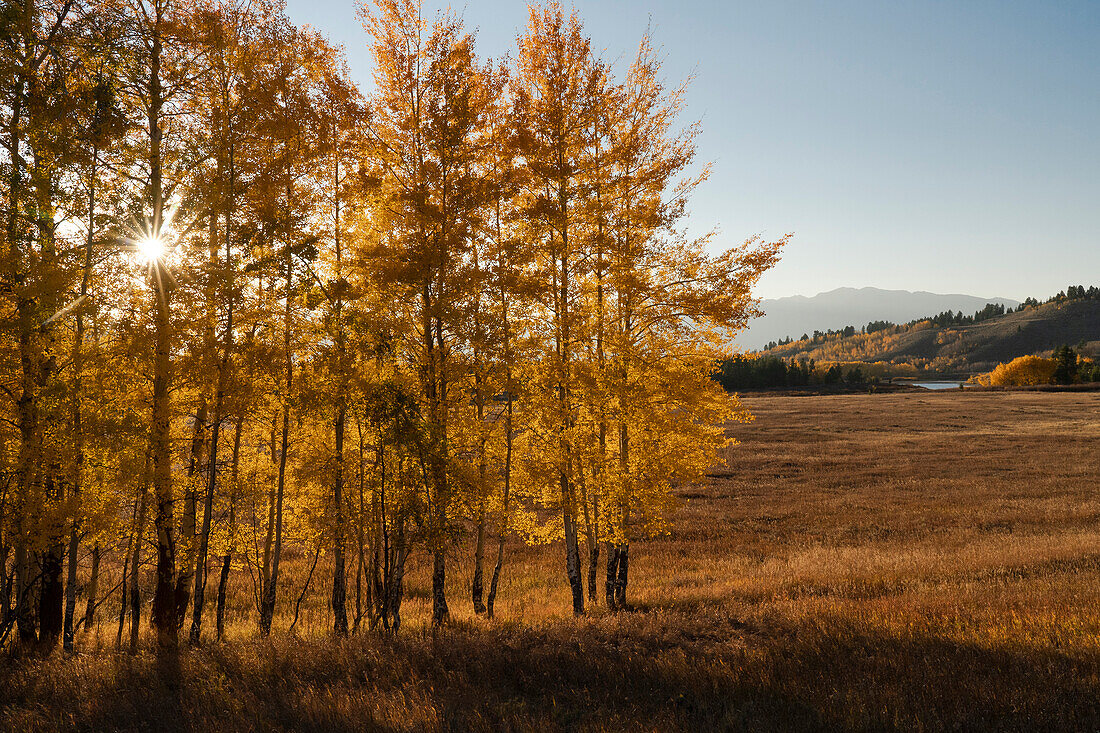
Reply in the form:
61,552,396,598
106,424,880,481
0,0,785,655
758,290,1100,374
741,286,1019,349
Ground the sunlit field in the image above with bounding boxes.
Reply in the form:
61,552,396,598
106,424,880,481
3,391,1100,731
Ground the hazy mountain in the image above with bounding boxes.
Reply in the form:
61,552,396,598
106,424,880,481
740,287,1020,350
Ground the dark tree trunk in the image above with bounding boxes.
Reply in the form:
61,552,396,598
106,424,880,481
587,542,600,605
606,541,629,610
615,542,629,609
332,399,348,636
422,291,450,627
578,472,598,606
259,403,288,637
593,178,608,609
428,430,448,629
288,542,321,635
558,232,584,616
372,442,386,631
432,547,448,625
0,544,11,631
116,547,128,649
189,397,220,646
5,28,37,655
353,535,363,633
191,278,234,645
389,536,408,633
175,401,206,631
81,543,100,631
353,417,366,633
38,541,64,649
189,188,232,645
116,497,138,649
470,299,488,617
62,528,81,649
147,17,178,653
216,413,243,642
471,510,486,615
14,544,36,646
613,422,630,610
259,423,277,633
486,394,512,619
132,453,151,653
606,541,620,611
38,471,66,651
191,178,236,644
563,495,584,615
486,242,513,620
376,444,407,633
214,553,231,641
259,229,293,637
188,410,215,644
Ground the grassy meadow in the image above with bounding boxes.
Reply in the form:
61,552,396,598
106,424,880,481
3,391,1100,731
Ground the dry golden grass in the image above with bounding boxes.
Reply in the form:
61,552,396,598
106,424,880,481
3,391,1100,731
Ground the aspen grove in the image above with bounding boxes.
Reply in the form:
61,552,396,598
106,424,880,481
0,0,785,654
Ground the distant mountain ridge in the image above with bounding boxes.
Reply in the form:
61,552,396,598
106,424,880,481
740,287,1020,350
758,297,1100,374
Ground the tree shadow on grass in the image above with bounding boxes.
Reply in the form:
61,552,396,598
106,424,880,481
3,617,1100,732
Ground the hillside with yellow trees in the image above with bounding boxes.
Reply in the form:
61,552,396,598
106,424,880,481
759,293,1100,375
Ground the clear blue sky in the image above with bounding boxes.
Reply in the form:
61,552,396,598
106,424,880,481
284,0,1100,301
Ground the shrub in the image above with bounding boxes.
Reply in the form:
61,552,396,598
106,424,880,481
975,356,1057,386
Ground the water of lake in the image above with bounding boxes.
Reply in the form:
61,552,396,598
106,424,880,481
912,381,966,390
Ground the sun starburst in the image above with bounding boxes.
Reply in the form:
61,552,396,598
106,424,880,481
136,234,166,263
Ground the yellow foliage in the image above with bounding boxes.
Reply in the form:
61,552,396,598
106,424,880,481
973,356,1057,386
814,360,921,380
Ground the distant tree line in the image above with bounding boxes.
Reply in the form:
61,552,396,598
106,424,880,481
723,342,1100,392
1018,285,1100,310
714,356,871,390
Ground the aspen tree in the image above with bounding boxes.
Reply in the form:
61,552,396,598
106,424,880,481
61,6,128,652
115,0,208,651
312,66,362,637
0,0,85,652
597,35,785,608
359,0,496,625
185,0,288,647
515,2,602,615
481,70,533,619
252,21,331,636
466,64,510,618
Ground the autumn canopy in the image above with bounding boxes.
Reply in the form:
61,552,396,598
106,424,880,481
0,0,784,653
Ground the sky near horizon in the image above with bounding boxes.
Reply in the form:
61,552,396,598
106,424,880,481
283,0,1099,301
